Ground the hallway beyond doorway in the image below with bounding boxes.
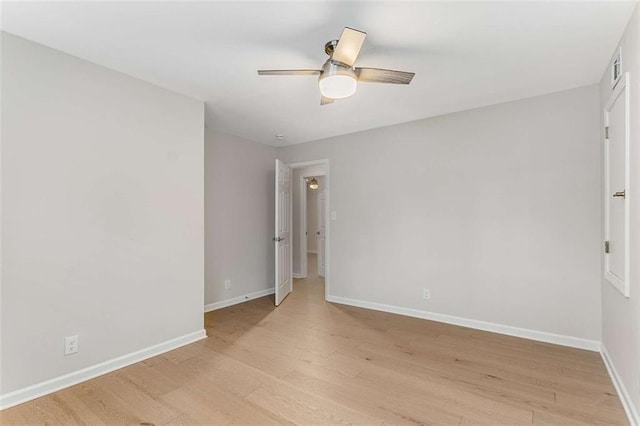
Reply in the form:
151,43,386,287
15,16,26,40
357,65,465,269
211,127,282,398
293,253,325,299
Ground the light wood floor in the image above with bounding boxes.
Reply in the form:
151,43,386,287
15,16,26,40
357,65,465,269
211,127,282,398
1,254,627,425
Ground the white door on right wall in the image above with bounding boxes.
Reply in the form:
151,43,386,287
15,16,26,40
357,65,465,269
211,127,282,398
317,189,326,277
604,72,630,297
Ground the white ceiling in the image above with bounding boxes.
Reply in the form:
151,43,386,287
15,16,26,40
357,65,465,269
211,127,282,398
2,1,637,145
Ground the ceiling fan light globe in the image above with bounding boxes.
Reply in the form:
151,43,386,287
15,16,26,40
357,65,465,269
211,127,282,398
319,74,357,99
319,60,358,100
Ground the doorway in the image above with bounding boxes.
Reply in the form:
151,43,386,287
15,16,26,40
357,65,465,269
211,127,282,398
274,159,329,304
303,176,326,279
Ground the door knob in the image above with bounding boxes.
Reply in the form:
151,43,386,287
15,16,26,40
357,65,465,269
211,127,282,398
316,231,320,235
613,190,626,198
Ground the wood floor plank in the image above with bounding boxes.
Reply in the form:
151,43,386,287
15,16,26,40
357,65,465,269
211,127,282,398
354,355,535,424
554,390,628,424
1,254,627,425
244,383,382,425
160,382,284,425
69,380,151,424
282,360,466,425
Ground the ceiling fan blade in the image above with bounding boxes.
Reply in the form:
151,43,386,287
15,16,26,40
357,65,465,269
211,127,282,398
320,96,334,105
332,27,367,66
258,70,322,76
355,67,415,84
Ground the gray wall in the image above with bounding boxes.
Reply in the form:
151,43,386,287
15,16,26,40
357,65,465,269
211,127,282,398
1,33,205,394
599,3,640,419
204,130,276,307
278,85,602,341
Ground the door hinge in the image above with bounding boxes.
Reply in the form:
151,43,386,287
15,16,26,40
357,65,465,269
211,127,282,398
605,126,609,139
605,241,610,254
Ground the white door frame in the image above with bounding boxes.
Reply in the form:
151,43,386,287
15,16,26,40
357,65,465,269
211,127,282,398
288,159,330,301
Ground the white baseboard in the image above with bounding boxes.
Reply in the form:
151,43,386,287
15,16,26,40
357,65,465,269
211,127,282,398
292,273,303,279
204,288,274,312
326,295,601,352
307,250,317,254
0,329,207,410
601,345,639,426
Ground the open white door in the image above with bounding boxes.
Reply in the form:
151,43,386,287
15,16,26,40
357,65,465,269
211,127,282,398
274,160,293,305
603,73,630,297
317,189,326,277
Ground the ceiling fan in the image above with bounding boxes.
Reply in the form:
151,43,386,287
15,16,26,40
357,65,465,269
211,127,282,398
258,27,415,105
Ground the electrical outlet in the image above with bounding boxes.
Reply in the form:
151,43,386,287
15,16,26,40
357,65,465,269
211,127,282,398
224,280,231,290
423,289,431,300
65,335,78,355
